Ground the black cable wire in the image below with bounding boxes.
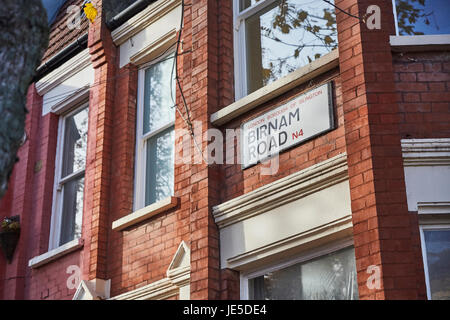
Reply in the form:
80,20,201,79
174,0,192,131
322,0,364,22
30,43,182,109
35,0,202,162
170,0,207,162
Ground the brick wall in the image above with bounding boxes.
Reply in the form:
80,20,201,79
0,85,41,299
393,50,450,300
82,0,117,281
220,268,240,300
2,0,449,301
42,0,89,63
0,85,66,300
183,0,222,300
394,51,450,139
26,252,81,300
24,109,62,300
106,62,186,294
101,0,224,299
220,69,345,203
335,0,427,300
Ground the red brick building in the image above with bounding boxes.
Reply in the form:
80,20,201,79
0,0,449,300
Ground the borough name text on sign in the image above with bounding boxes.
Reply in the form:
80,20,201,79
241,82,335,168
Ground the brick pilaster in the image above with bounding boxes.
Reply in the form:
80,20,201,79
0,84,42,299
220,269,240,300
82,0,117,281
30,112,59,258
107,63,138,285
179,0,221,299
336,0,426,299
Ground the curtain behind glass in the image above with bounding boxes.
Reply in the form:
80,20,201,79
143,55,175,135
249,247,359,300
423,229,450,300
61,108,89,178
59,106,88,246
145,128,175,206
142,55,176,206
59,177,84,246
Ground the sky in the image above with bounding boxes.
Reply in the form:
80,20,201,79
396,0,450,35
42,0,68,24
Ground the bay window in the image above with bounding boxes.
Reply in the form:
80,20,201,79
135,53,175,209
50,103,89,249
234,0,337,98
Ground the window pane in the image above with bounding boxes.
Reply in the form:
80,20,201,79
59,176,84,246
145,128,175,206
240,0,262,11
245,0,337,94
143,55,176,134
395,0,450,35
423,229,450,300
61,107,89,178
249,247,359,300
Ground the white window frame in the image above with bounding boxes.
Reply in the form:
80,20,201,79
419,223,450,300
391,0,400,36
134,51,176,211
233,0,278,100
49,102,89,251
240,238,355,300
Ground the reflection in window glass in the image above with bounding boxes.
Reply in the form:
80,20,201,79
240,0,262,11
62,107,89,177
145,128,175,206
138,54,176,208
243,0,337,94
56,104,89,247
423,229,450,300
143,54,175,134
395,0,450,35
249,247,359,300
60,177,84,246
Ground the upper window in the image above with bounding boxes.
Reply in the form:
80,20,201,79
135,53,176,209
420,225,450,300
393,0,450,35
246,245,359,300
50,103,89,249
234,0,337,98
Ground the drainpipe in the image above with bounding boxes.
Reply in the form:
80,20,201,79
33,33,88,82
33,0,156,82
106,0,156,31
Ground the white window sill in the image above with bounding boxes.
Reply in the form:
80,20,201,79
112,196,179,231
28,238,84,269
390,35,450,52
210,49,339,126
